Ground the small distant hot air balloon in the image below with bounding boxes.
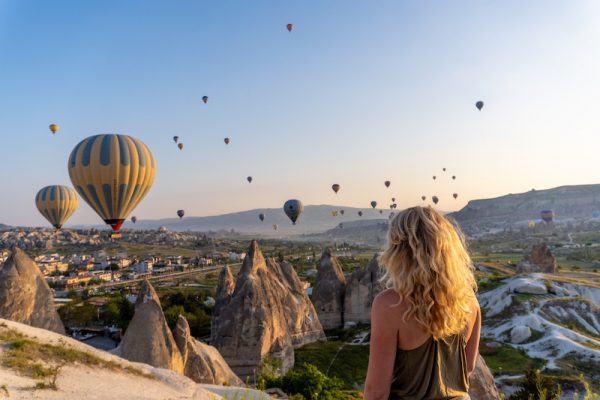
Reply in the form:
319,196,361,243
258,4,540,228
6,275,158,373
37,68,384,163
385,181,391,188
379,210,383,214
202,96,208,104
177,210,185,219
421,196,426,201
358,211,363,217
432,196,439,204
528,220,536,228
173,136,179,143
247,176,253,183
391,197,396,202
259,213,265,222
68,134,156,233
389,212,395,219
370,201,377,209
178,143,184,150
273,224,278,230
35,185,78,229
452,175,456,180
540,210,554,223
453,193,458,199
442,168,446,172
49,124,60,134
433,176,436,180
393,203,397,209
332,184,340,194
131,216,137,224
224,137,230,145
286,23,294,32
283,199,304,224
331,211,338,217
476,101,484,111
340,209,345,215
390,204,394,209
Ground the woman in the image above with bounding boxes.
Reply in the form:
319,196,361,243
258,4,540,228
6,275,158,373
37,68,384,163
364,206,481,400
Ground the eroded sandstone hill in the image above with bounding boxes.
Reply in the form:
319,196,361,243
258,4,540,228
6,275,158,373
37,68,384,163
311,248,346,329
344,254,385,325
211,240,325,379
0,248,65,334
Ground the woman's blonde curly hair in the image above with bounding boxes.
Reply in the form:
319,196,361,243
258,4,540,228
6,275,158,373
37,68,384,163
379,206,477,339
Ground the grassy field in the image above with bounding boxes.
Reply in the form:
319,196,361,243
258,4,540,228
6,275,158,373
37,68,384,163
480,342,545,375
294,341,369,390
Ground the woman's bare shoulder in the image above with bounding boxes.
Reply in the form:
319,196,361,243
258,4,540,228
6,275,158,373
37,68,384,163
373,289,403,314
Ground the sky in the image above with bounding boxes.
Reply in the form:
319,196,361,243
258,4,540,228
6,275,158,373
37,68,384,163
1,0,600,227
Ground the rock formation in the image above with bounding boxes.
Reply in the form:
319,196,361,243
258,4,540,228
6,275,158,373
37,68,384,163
311,248,346,329
517,244,557,273
210,266,235,343
115,280,184,373
469,355,501,400
174,315,243,386
211,240,325,379
344,254,384,325
0,248,65,334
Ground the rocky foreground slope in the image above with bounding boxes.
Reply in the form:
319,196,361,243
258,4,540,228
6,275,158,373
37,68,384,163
0,319,270,400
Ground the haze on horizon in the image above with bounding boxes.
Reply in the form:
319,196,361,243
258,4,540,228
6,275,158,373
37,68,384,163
1,0,600,227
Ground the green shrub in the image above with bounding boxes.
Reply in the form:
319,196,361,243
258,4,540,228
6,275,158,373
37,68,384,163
509,369,562,400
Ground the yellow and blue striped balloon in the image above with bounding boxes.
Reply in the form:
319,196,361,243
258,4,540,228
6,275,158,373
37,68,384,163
35,185,78,229
68,134,156,232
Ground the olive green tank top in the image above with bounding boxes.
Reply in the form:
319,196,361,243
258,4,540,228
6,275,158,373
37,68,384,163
389,333,469,400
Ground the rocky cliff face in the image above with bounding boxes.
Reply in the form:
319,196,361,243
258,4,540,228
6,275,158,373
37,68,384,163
0,248,65,334
311,248,346,329
469,355,501,400
115,280,184,373
517,243,557,273
174,315,243,386
211,240,325,379
344,254,384,325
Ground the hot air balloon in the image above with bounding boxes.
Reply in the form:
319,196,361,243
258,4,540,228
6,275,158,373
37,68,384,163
332,184,340,194
177,210,185,219
131,216,137,223
528,220,536,228
173,136,179,143
453,193,458,199
68,134,156,233
433,176,436,180
332,210,338,217
259,213,265,222
340,209,345,215
49,124,60,134
202,96,208,104
442,168,446,172
224,137,230,145
35,185,78,229
391,197,396,202
389,212,395,219
286,23,294,32
476,101,484,111
540,210,554,223
379,210,383,214
432,196,439,204
283,199,304,224
390,204,394,209
358,211,363,217
393,203,397,209
178,143,184,150
421,196,426,201
247,176,253,183
452,175,456,180
273,224,278,230
385,181,391,188
370,201,377,209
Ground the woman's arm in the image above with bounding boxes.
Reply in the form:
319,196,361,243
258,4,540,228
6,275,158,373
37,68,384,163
364,291,398,400
465,299,481,374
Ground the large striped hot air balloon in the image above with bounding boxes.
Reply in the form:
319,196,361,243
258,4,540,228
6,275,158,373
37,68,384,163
35,185,78,229
68,134,156,233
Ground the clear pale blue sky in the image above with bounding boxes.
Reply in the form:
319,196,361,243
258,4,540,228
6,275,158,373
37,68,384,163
2,0,600,226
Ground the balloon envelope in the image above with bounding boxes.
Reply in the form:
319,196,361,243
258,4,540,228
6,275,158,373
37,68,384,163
453,193,458,199
370,201,377,209
259,213,265,222
68,134,156,232
385,180,390,188
540,210,554,223
283,199,304,224
202,96,208,104
273,224,278,230
247,176,253,183
340,209,345,215
432,196,439,204
476,101,484,110
421,196,426,201
177,210,185,219
332,184,340,194
286,23,294,32
131,216,137,223
358,211,363,217
452,175,456,180
178,143,184,150
49,124,60,134
35,185,78,229
224,137,230,145
173,136,179,143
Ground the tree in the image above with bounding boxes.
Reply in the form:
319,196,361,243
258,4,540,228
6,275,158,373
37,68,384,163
509,369,562,400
